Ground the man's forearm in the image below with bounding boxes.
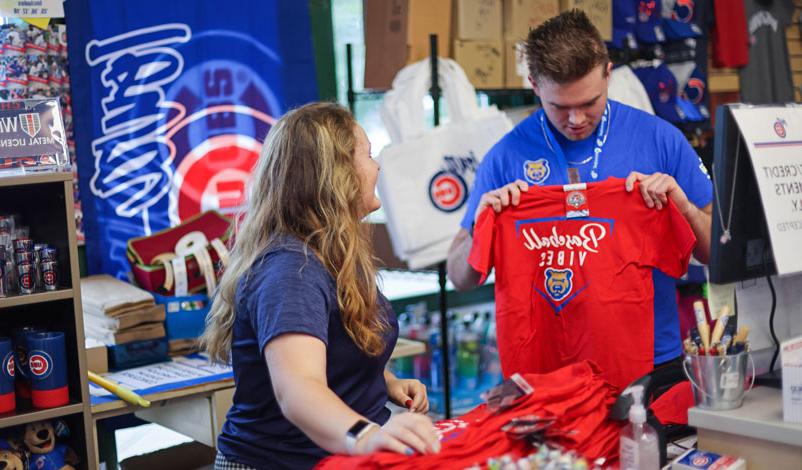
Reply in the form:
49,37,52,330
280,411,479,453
446,229,482,291
682,203,712,264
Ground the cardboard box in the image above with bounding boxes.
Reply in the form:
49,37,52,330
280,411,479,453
503,0,560,40
455,0,502,40
364,0,453,89
505,38,529,88
559,0,611,41
85,339,108,374
454,39,504,89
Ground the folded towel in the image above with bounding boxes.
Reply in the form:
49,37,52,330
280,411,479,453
81,274,155,317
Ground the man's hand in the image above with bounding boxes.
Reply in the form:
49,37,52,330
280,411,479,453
474,180,530,222
625,171,693,215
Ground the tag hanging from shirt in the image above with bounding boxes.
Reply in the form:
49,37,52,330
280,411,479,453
563,183,590,218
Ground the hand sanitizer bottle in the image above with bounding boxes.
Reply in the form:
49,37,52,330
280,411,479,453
620,385,660,469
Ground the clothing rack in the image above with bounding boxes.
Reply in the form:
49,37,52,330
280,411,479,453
345,36,453,418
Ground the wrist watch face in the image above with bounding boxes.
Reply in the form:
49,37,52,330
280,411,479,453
347,419,371,438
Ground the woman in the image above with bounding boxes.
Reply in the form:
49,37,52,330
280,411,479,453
201,102,439,470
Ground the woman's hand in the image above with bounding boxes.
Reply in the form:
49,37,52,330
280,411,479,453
354,413,439,456
386,375,429,413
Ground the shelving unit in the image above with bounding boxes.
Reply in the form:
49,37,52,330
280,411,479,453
0,170,95,469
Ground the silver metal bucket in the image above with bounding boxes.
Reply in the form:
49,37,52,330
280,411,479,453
682,352,755,410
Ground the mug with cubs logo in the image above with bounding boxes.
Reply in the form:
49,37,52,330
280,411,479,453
0,336,15,412
27,331,68,409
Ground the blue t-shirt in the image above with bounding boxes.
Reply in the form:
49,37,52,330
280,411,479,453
217,236,399,470
461,100,712,364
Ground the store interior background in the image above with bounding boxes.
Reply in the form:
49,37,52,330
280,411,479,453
93,0,802,465
1,0,801,468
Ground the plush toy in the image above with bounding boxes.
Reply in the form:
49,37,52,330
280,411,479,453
0,438,26,470
22,421,79,470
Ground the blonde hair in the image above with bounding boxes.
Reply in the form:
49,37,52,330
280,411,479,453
200,102,386,363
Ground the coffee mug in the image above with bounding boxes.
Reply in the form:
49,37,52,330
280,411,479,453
0,337,15,412
27,331,69,409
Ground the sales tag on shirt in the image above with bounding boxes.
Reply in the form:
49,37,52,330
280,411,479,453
563,183,590,219
720,371,740,390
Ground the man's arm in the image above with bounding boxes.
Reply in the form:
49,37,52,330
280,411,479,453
683,202,712,264
447,228,482,292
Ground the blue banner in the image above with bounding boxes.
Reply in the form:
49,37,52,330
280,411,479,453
65,0,318,278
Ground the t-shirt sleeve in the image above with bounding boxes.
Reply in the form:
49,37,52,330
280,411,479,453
663,126,713,209
641,192,697,278
468,207,497,285
249,251,332,353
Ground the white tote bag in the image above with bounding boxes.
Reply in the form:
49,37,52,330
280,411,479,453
377,58,513,269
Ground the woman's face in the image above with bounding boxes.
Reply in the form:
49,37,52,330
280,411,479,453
353,124,381,217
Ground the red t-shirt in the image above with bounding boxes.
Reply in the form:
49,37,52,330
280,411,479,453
712,0,749,67
469,178,696,391
315,361,620,470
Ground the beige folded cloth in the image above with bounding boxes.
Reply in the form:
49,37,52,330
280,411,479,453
84,304,166,331
81,274,155,317
85,321,165,345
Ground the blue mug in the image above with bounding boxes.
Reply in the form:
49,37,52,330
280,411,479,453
27,331,68,409
11,326,44,400
0,337,14,412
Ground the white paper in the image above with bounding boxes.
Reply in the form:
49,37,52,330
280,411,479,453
782,335,802,423
0,0,63,17
730,106,802,276
89,354,231,397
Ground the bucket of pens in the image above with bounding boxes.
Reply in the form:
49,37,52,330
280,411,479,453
682,301,755,411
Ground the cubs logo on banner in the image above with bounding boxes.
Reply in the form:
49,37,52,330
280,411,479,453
66,0,319,277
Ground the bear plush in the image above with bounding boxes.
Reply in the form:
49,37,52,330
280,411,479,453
22,421,79,470
0,439,26,470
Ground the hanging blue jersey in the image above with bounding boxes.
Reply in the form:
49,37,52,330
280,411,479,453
462,100,712,364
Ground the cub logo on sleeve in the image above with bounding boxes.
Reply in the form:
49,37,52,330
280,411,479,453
544,268,573,301
524,158,550,185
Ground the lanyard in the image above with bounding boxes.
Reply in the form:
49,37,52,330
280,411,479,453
540,102,611,181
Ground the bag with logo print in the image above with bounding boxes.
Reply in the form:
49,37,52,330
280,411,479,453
377,58,512,269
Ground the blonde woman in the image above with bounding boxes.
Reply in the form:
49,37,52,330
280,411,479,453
201,103,438,470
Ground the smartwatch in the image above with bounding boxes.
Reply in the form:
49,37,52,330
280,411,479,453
345,419,379,455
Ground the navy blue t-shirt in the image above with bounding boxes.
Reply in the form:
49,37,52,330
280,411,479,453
461,100,712,364
217,237,398,469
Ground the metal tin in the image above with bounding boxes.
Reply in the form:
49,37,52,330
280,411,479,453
40,260,57,291
16,262,34,294
13,238,32,253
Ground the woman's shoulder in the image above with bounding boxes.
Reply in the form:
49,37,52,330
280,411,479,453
243,236,332,290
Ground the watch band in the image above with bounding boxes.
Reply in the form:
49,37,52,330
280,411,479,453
344,419,379,455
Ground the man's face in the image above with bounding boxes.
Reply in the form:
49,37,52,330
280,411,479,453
530,63,611,142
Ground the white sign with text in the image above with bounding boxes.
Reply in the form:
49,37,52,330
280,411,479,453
0,0,63,18
731,105,802,275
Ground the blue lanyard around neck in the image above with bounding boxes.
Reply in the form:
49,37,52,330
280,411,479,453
540,102,611,180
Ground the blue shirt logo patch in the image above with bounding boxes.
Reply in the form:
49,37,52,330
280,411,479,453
524,158,550,185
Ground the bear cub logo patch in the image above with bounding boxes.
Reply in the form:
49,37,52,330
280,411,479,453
544,268,573,301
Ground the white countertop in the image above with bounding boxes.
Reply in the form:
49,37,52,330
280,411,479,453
688,385,802,447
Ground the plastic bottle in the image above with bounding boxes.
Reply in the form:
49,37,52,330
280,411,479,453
619,385,659,470
456,317,480,390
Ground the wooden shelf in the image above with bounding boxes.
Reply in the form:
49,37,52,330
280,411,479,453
0,288,74,309
0,402,84,428
0,170,72,188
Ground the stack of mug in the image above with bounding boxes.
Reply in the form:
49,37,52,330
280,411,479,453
0,328,69,412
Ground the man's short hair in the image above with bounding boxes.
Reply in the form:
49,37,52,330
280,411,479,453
525,9,610,84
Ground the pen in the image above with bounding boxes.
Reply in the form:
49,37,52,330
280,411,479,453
88,371,151,408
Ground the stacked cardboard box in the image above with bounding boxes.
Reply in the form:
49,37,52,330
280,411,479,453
503,0,560,88
453,0,504,89
559,0,611,41
363,0,453,89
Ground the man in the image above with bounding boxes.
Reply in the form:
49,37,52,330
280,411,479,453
447,10,712,370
